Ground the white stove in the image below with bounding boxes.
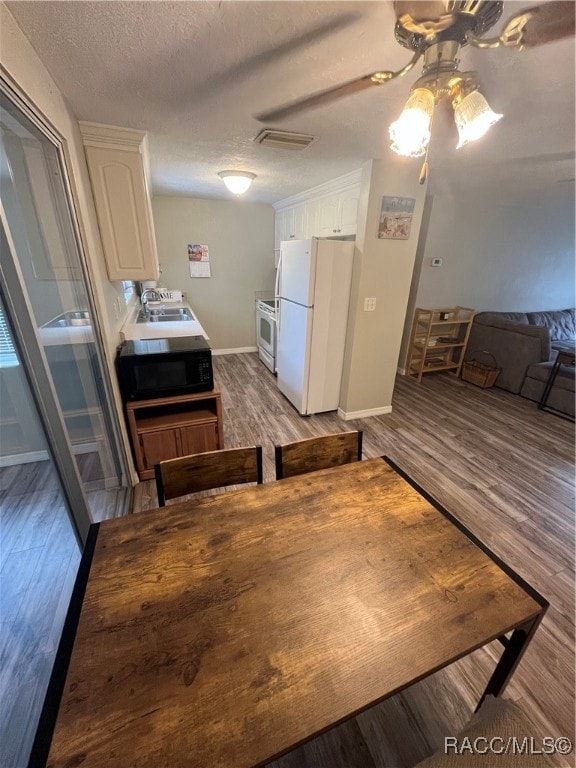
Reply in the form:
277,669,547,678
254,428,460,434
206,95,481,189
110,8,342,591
256,298,277,373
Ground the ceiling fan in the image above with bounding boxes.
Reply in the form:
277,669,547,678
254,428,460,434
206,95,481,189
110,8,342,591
258,1,575,180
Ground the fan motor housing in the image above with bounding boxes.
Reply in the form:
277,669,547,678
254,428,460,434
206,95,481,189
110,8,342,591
395,0,504,51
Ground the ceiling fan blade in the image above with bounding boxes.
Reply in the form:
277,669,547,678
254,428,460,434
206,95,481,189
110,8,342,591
256,74,384,123
504,1,575,48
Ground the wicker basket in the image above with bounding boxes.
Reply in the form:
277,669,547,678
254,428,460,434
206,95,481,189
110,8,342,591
461,351,501,389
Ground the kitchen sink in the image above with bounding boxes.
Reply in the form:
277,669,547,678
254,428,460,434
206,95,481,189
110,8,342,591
136,308,195,323
44,311,91,328
158,308,194,317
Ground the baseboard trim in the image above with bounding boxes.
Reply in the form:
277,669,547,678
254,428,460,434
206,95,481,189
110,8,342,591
211,346,258,356
338,405,393,420
72,441,101,455
0,441,102,467
0,450,49,467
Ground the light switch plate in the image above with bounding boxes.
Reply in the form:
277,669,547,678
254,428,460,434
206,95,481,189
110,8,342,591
364,297,377,311
431,258,443,267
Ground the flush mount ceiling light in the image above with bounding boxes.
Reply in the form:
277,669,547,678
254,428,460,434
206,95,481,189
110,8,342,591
258,1,574,182
218,171,256,195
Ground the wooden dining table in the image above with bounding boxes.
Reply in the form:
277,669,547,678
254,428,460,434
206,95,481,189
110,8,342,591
31,457,547,768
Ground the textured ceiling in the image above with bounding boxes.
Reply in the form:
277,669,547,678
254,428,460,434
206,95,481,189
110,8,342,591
5,0,575,203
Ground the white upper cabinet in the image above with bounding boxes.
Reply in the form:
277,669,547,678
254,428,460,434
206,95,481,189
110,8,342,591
274,207,295,251
318,187,359,237
339,186,360,234
318,193,341,236
275,204,306,246
305,198,320,237
274,171,361,263
292,202,307,240
79,122,160,281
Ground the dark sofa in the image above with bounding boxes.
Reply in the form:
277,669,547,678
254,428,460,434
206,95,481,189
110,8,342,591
465,308,575,417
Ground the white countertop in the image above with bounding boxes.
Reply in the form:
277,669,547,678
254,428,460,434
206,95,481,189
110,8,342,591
39,311,94,346
39,325,94,346
120,301,209,342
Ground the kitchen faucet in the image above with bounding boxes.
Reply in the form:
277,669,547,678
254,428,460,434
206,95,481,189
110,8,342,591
140,288,163,318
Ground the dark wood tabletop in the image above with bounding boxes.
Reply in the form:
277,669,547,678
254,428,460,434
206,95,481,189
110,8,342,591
33,457,547,768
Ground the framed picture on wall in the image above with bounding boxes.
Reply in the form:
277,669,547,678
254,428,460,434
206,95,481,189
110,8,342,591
378,196,415,240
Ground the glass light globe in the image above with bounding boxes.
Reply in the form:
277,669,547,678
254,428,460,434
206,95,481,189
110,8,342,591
389,88,435,158
454,91,503,148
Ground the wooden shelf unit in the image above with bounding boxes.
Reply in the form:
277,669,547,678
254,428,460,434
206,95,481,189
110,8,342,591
407,307,475,383
125,388,223,480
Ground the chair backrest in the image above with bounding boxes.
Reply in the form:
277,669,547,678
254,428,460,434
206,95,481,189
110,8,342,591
155,446,263,506
274,430,363,480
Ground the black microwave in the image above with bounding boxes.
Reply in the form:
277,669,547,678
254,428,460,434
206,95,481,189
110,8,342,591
116,336,213,401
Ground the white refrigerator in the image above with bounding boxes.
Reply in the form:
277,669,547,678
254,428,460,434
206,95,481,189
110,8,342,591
275,238,354,415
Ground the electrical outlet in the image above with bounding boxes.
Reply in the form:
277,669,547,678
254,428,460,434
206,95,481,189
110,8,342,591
364,297,377,312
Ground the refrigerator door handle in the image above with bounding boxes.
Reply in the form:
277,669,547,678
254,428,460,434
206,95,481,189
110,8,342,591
274,251,282,334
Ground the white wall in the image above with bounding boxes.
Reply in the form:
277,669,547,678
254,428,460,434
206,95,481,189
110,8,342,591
398,181,576,368
152,196,275,350
339,159,427,417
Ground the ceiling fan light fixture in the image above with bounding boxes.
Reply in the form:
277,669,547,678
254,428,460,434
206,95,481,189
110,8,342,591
389,87,435,158
453,90,503,148
218,170,256,195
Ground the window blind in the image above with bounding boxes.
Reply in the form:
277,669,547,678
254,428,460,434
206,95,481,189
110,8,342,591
0,306,18,367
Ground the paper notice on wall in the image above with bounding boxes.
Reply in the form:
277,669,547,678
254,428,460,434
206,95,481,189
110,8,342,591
188,244,211,277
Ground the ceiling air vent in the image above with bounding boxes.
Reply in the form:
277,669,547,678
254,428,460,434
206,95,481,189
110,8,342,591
253,129,316,151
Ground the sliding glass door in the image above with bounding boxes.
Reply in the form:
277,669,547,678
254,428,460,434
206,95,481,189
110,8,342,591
0,76,130,766
0,88,128,527
0,291,82,768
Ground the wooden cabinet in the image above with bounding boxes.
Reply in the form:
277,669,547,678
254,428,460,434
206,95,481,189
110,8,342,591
79,122,160,281
125,389,224,480
407,307,475,383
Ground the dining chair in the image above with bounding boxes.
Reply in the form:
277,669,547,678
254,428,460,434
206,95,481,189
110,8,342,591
274,430,363,480
155,446,263,506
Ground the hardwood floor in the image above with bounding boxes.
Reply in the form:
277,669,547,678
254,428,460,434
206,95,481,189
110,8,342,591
0,462,77,768
3,351,573,767
135,352,575,768
0,459,127,768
